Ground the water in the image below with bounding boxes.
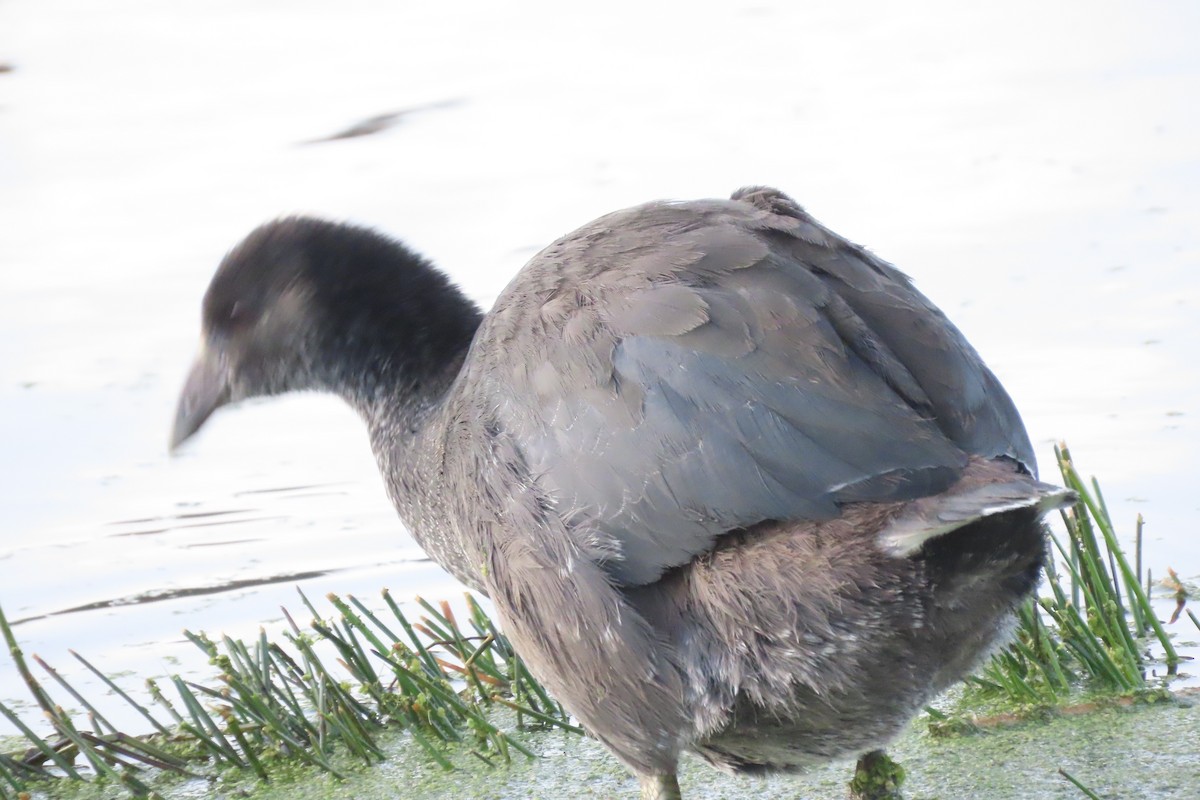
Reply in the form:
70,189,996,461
1,0,1197,730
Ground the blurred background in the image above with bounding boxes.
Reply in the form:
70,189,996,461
1,0,1197,726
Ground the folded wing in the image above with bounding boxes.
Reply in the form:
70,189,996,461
467,188,1034,586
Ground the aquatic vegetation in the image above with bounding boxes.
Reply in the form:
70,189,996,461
0,446,1190,799
961,444,1182,709
0,590,574,798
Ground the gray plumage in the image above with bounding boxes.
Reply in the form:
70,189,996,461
171,187,1071,798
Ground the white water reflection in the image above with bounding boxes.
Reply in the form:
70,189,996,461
1,0,1197,727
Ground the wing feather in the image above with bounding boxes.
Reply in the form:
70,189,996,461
464,188,1034,586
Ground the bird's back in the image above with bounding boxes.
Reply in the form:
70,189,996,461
454,186,1035,586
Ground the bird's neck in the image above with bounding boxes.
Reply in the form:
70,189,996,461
290,240,486,586
294,231,484,430
357,350,488,593
322,313,479,483
309,272,484,428
317,302,486,593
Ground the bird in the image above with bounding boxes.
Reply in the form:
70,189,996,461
171,186,1072,799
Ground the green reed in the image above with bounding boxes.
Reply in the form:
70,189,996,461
966,444,1182,707
0,589,576,797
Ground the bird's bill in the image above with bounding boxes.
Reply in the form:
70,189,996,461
170,348,231,452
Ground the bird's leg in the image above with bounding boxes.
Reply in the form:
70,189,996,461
639,772,683,800
849,750,905,800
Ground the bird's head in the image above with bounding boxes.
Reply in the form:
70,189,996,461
171,218,331,451
170,217,481,451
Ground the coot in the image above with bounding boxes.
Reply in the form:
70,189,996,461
172,187,1070,799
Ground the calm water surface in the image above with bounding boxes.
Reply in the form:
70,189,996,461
1,0,1198,728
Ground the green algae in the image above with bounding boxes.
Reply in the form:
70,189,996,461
849,750,906,799
245,698,1200,800
26,697,1194,800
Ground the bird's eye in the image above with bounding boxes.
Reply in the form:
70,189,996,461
232,299,265,325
